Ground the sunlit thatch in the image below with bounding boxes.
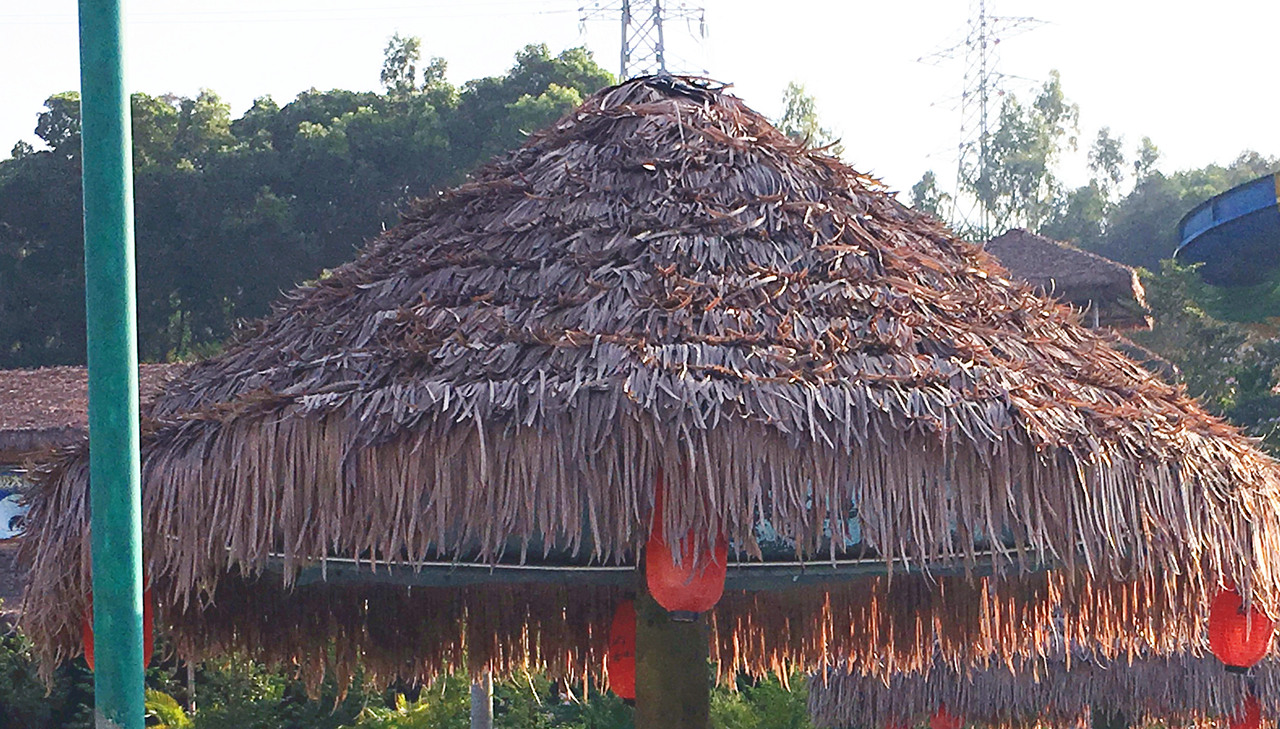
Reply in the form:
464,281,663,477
808,650,1277,729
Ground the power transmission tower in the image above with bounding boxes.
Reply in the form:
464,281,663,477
920,0,1043,239
580,1,707,79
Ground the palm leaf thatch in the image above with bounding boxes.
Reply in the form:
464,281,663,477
983,229,1150,330
808,651,1279,729
20,76,1280,684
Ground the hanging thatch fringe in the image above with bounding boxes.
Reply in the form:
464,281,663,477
26,564,1255,690
709,568,1223,681
808,653,1280,729
164,576,620,697
20,76,1280,683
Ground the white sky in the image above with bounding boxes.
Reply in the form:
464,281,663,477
1,0,1276,197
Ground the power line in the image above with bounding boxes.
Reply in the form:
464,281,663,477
579,1,706,79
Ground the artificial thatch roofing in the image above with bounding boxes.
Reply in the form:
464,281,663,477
808,652,1274,729
21,76,1280,683
0,364,184,463
984,229,1150,330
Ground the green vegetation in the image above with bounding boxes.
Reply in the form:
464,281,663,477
0,632,809,729
0,41,612,367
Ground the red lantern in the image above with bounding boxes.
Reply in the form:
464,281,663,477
644,473,728,621
1209,587,1275,673
83,583,155,670
1230,694,1262,729
607,599,637,703
930,705,963,729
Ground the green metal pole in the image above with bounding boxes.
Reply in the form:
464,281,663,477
78,1,145,727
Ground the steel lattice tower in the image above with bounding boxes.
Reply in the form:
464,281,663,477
922,0,1043,238
580,0,707,79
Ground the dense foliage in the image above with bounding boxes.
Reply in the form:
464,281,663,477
0,631,809,729
0,40,612,368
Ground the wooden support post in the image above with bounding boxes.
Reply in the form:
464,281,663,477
470,671,493,729
634,591,710,729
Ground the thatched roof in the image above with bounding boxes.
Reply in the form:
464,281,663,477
984,229,1150,330
21,76,1280,684
808,652,1274,729
0,365,184,463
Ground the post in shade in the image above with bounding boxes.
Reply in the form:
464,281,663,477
1209,587,1275,673
607,599,637,703
78,0,146,726
644,473,728,621
1230,694,1262,729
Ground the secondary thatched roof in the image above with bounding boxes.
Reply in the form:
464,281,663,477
0,365,184,463
21,76,1280,683
809,652,1274,729
984,229,1150,330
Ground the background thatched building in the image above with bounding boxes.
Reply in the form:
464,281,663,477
20,78,1280,709
809,653,1276,729
0,365,180,612
985,228,1150,330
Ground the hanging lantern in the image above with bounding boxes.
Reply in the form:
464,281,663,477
607,599,637,704
1230,694,1262,729
1209,587,1275,673
644,473,729,621
930,705,964,729
83,583,155,670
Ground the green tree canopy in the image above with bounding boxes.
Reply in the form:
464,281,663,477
0,39,613,368
776,81,843,156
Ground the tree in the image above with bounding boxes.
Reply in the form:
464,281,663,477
0,41,616,368
381,33,423,96
967,70,1078,235
1087,126,1126,202
910,170,951,221
777,82,843,155
1085,151,1279,270
1133,136,1160,182
34,92,82,159
1039,181,1107,250
1130,261,1280,454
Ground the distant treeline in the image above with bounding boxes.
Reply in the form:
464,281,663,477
0,39,612,367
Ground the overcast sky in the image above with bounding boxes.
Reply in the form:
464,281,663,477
2,0,1276,197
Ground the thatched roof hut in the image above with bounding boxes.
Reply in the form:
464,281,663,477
984,229,1150,330
20,77,1280,689
0,365,181,612
0,365,182,463
808,652,1278,729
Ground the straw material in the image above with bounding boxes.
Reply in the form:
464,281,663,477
20,76,1280,682
808,652,1280,729
164,573,620,696
984,229,1150,330
0,364,183,462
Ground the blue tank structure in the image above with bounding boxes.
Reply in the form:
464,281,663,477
1176,172,1280,286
